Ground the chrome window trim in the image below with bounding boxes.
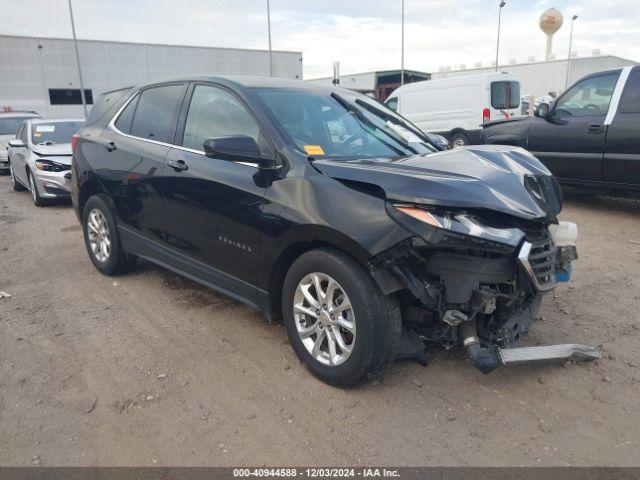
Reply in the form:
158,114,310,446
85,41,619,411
604,66,633,126
107,88,263,169
518,241,557,292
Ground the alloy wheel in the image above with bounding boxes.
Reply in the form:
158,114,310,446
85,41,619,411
87,208,111,263
29,173,37,203
293,272,356,366
452,137,466,148
9,163,16,188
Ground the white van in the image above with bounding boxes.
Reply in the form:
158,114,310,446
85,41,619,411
385,72,521,147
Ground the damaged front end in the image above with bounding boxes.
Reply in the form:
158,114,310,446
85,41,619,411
369,201,599,373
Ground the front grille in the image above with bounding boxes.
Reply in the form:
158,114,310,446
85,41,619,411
519,232,557,291
528,237,556,288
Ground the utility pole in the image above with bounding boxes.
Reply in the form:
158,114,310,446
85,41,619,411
401,0,405,85
495,1,506,72
267,0,273,77
565,15,578,89
68,0,88,118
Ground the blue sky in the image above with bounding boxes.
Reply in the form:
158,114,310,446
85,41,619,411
2,0,639,78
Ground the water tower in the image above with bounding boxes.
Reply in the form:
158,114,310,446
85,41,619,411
539,8,564,60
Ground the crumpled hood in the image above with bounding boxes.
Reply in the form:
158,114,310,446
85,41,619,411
32,143,73,164
313,145,561,221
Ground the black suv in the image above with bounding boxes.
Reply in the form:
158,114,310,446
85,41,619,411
483,66,640,192
72,77,594,387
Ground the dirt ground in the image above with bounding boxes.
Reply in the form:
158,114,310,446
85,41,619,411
1,176,639,467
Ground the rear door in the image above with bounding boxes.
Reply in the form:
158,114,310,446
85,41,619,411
527,71,619,181
101,82,187,243
603,67,640,186
490,79,520,121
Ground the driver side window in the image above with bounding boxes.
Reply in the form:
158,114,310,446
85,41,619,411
182,84,260,151
554,73,618,117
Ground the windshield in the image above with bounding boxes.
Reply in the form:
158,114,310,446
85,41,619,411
254,88,437,159
0,116,36,135
31,121,84,145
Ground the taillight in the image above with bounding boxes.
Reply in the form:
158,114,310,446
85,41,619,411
482,108,491,123
71,133,80,152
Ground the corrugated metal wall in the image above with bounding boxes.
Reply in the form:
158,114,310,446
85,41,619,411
0,35,303,118
431,56,637,98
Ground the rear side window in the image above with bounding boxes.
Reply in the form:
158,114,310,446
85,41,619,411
129,84,184,142
115,94,139,134
491,81,520,109
86,88,131,125
619,69,640,114
19,124,28,144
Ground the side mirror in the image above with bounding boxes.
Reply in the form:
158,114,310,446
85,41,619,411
203,135,274,168
535,103,550,118
8,139,25,148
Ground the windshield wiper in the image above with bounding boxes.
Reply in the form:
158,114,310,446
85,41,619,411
354,99,432,145
330,92,412,156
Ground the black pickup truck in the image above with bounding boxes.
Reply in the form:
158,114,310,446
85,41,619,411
482,66,640,192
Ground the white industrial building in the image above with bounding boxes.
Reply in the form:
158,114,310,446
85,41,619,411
0,35,303,118
431,54,637,99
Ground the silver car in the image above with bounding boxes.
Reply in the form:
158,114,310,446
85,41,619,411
0,111,42,173
8,118,83,206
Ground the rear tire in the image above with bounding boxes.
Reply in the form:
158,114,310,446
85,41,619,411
9,161,26,191
450,131,469,148
282,247,401,387
82,195,137,276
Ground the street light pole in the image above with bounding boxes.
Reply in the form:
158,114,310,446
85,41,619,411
401,0,405,85
495,1,506,72
565,15,578,89
68,0,88,118
267,0,273,77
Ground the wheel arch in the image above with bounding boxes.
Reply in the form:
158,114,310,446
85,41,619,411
77,174,107,218
263,226,373,323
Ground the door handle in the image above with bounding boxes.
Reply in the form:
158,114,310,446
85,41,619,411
168,159,188,172
588,124,604,134
100,140,117,152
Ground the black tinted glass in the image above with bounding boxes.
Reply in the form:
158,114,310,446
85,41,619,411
619,69,640,114
182,85,260,150
87,88,131,125
49,89,93,105
130,85,183,142
115,95,139,134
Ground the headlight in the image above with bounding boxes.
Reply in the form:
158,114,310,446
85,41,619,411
35,159,67,172
391,205,525,248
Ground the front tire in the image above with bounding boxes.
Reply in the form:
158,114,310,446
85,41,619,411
28,170,46,207
82,195,136,275
282,248,401,387
9,161,26,191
